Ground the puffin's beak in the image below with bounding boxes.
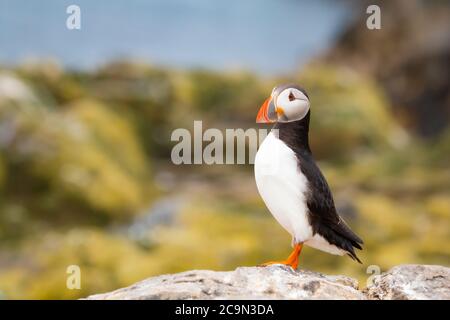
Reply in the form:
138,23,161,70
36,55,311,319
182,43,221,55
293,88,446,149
256,97,277,123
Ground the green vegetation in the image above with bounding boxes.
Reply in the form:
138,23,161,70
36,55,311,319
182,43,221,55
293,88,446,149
0,61,448,299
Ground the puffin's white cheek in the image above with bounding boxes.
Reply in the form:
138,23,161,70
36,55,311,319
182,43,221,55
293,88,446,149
285,100,309,121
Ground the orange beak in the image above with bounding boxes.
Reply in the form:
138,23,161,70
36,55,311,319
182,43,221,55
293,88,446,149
256,97,276,123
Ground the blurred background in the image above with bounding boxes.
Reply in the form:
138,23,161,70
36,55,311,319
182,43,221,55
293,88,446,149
0,0,449,299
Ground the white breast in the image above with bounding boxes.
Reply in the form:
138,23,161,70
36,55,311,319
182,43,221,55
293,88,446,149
254,131,313,244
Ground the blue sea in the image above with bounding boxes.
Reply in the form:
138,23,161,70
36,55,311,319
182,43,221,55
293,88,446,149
0,0,351,74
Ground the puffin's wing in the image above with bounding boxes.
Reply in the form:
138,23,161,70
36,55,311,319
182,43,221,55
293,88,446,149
299,153,364,262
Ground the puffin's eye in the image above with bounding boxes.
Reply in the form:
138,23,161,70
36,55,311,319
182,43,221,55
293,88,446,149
288,92,295,101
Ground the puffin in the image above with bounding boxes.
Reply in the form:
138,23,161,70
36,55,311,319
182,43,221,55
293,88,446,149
254,84,363,269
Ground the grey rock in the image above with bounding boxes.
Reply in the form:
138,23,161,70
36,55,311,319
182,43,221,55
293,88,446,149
85,265,365,300
84,264,450,300
365,264,450,300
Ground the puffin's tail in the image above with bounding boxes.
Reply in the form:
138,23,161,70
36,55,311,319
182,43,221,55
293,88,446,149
346,246,363,264
319,218,364,264
335,220,363,264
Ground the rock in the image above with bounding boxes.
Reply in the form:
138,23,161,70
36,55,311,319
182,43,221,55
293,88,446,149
85,265,365,300
85,264,450,300
365,264,450,300
325,0,450,137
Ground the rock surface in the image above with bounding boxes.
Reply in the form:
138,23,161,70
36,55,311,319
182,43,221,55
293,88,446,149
85,264,449,300
365,264,450,300
86,265,364,300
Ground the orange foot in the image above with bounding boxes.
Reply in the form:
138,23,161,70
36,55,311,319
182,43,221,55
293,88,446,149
259,243,303,270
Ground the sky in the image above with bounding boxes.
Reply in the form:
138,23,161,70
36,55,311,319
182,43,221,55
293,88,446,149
0,0,352,74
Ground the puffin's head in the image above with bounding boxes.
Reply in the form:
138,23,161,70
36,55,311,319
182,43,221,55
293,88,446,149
256,84,310,123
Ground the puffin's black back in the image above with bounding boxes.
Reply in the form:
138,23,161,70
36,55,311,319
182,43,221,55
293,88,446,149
274,111,364,263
